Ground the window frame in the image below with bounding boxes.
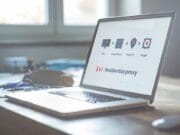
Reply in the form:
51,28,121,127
0,0,141,42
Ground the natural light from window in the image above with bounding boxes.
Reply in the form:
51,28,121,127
0,0,48,25
63,0,108,26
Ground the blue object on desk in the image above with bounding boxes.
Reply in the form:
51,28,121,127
1,81,31,90
45,59,85,70
1,80,61,91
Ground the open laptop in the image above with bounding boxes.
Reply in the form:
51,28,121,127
6,12,175,118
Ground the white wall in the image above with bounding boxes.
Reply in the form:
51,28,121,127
0,43,90,71
142,0,180,77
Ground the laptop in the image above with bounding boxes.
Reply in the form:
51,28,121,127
6,12,175,118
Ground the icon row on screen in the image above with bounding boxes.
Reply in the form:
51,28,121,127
101,38,152,49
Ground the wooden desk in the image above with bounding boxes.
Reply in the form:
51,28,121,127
0,76,180,135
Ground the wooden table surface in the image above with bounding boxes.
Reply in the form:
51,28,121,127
0,76,180,135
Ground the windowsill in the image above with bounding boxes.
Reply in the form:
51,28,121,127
0,41,91,46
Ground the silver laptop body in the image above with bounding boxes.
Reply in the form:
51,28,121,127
6,12,175,117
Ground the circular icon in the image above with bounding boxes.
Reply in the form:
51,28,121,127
143,38,152,49
130,38,137,48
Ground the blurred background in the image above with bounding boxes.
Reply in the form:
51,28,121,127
0,0,179,77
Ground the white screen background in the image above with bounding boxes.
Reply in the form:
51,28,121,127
83,17,171,95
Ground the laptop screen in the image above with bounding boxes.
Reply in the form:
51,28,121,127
82,15,172,96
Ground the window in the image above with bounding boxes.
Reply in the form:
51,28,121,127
0,0,141,42
63,0,108,26
0,0,48,25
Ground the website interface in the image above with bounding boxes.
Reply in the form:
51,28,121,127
83,17,171,95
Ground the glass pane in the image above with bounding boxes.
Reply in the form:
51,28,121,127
0,0,48,25
63,0,108,26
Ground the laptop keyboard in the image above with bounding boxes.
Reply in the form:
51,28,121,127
49,90,124,103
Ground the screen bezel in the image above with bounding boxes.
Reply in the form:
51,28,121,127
80,12,175,103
